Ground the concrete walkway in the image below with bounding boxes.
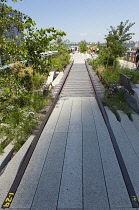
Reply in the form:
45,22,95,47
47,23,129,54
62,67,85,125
0,53,139,210
119,59,136,70
0,97,133,210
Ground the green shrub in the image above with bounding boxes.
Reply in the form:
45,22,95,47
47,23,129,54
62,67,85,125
50,58,62,71
120,68,139,84
102,68,119,85
92,58,102,70
0,47,70,153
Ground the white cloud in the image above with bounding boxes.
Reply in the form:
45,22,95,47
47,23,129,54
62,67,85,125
80,33,87,36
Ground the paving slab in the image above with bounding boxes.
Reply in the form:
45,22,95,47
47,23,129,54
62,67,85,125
10,131,54,209
30,132,68,210
4,208,135,210
61,62,94,97
82,97,97,133
1,53,136,210
117,110,139,159
90,98,131,209
0,135,34,209
111,208,134,210
58,132,82,209
0,142,13,172
83,131,109,210
55,97,72,132
0,98,64,209
81,97,109,209
43,97,64,132
57,208,83,210
68,98,82,133
132,113,139,132
7,209,30,210
105,107,139,200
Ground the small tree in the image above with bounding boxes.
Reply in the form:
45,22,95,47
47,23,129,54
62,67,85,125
105,20,135,67
23,28,66,74
79,40,88,53
0,2,35,64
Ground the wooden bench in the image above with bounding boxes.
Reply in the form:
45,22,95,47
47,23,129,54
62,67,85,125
119,72,139,113
118,72,137,95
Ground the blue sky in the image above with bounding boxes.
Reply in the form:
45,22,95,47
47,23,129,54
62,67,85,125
6,0,139,42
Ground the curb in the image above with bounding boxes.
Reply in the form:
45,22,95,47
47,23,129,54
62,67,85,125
0,135,34,174
0,143,13,172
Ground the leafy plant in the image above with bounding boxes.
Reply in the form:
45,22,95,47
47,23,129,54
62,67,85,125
23,27,66,74
102,96,132,120
105,20,135,68
0,0,71,155
0,2,35,65
79,40,88,53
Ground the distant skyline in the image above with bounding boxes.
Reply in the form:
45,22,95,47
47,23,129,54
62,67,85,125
6,0,139,43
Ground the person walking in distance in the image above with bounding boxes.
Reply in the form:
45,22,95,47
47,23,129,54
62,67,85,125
135,47,139,68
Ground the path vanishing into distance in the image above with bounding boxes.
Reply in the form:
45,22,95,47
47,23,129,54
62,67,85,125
1,53,139,210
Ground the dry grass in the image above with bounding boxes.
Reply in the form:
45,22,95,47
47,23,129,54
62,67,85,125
10,62,34,76
96,65,105,74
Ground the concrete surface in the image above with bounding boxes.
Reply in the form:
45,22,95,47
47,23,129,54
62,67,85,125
52,72,64,87
119,59,136,70
105,107,139,202
0,143,13,172
1,53,139,210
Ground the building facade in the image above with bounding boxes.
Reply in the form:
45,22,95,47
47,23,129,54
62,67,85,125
0,3,23,65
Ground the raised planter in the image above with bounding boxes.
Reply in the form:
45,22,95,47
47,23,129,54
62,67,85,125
0,143,13,172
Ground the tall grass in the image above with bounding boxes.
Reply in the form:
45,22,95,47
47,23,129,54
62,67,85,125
88,58,137,117
0,63,52,154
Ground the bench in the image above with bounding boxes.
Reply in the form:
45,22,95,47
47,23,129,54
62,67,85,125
118,72,136,95
119,72,139,113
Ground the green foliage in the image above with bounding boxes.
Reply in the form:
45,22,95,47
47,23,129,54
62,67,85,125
88,21,135,73
118,67,139,83
0,2,35,64
102,96,132,120
106,20,135,44
88,58,137,118
0,144,4,154
105,20,135,67
105,82,126,102
89,21,135,70
91,59,139,86
0,60,53,153
97,45,115,67
0,1,68,74
87,58,101,70
79,40,88,53
22,28,66,73
0,0,71,154
101,67,119,84
48,43,71,71
50,58,62,71
101,76,132,119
